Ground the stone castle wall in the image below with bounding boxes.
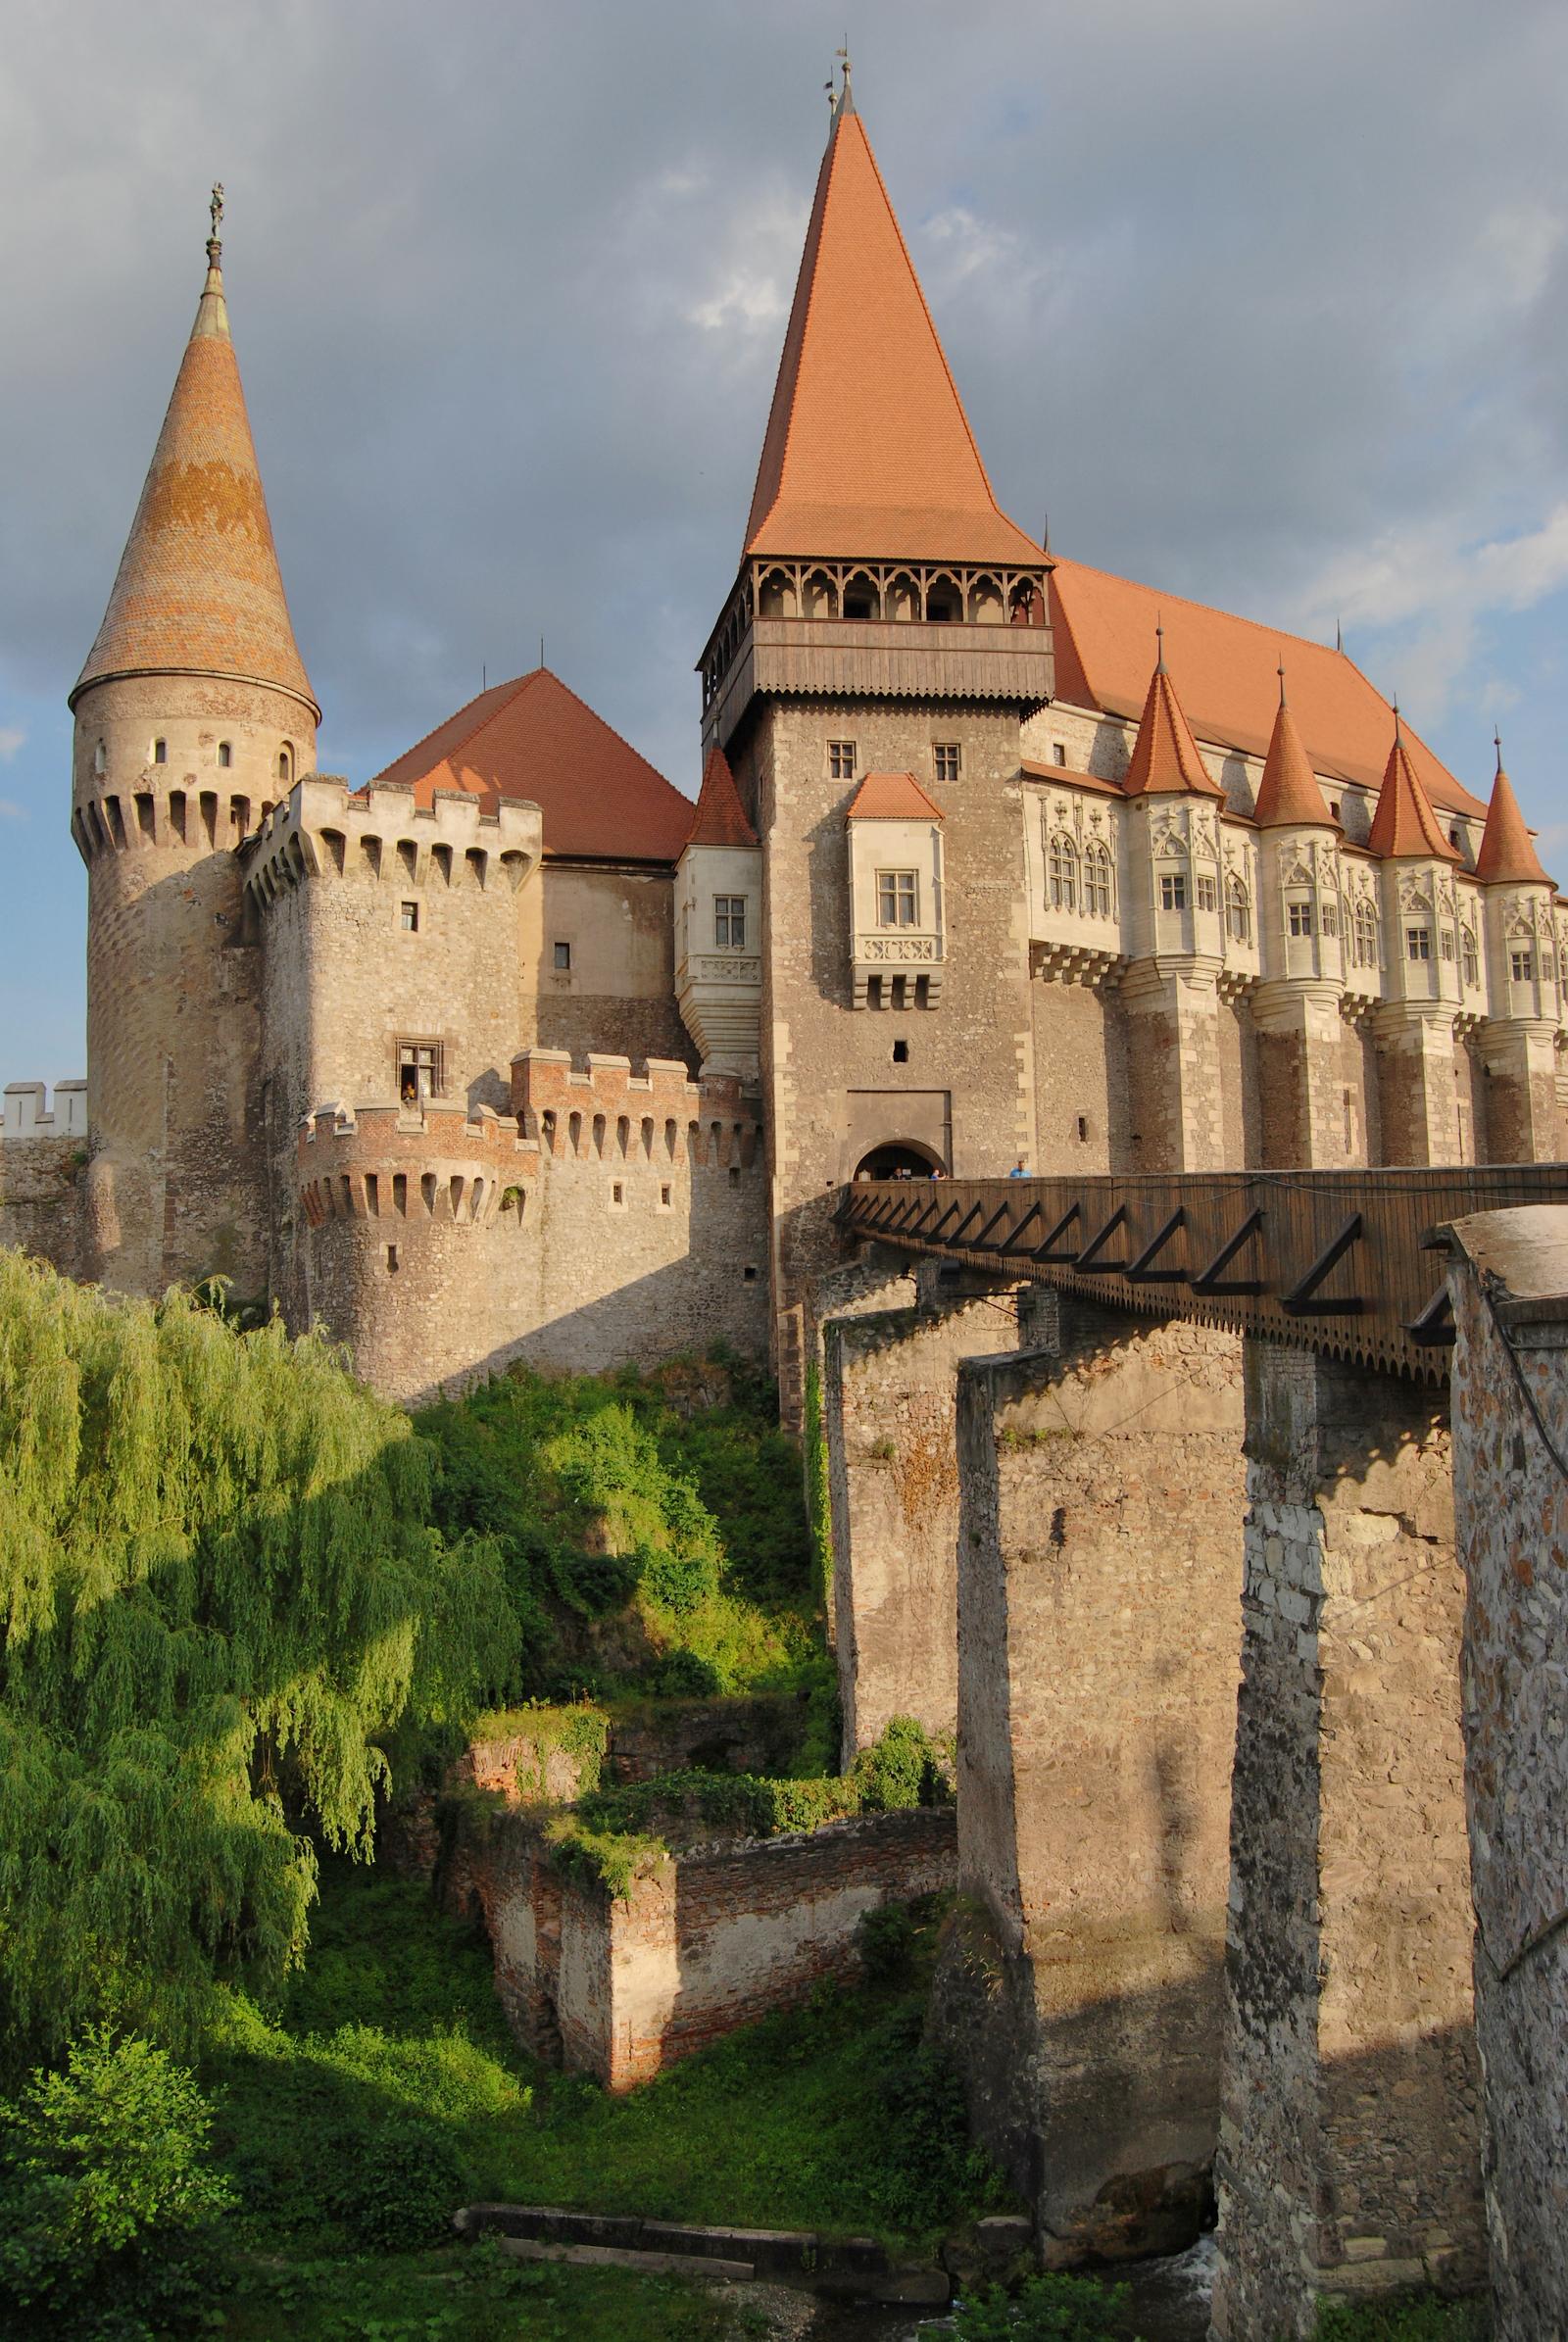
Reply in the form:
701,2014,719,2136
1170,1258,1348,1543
0,1082,87,1277
298,1050,769,1402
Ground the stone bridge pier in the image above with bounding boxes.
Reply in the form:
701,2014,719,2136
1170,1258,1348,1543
930,1300,1247,2264
1211,1342,1486,2336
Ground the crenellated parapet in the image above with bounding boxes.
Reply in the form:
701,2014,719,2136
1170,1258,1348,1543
511,1049,764,1169
244,775,541,911
3,1080,88,1140
297,1099,539,1231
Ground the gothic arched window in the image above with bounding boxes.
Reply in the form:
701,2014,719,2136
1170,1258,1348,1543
1049,833,1078,912
1461,924,1480,989
1084,840,1113,917
1354,899,1380,969
1225,872,1250,945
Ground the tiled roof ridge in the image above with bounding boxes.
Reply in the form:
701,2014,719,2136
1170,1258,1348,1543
364,670,542,801
1476,759,1551,886
1053,553,1363,672
847,768,947,820
686,743,758,849
1365,726,1462,863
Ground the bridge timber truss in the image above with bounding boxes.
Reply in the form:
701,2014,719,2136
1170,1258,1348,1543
839,1164,1568,1380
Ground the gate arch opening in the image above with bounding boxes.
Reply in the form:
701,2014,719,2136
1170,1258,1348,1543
854,1140,945,1180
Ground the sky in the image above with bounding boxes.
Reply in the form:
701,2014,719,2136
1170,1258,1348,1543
3,0,1567,1084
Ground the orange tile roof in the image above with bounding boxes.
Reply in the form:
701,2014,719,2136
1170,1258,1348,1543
1475,760,1552,886
1121,655,1224,799
743,108,1041,568
73,252,317,715
686,744,758,849
846,770,946,820
1254,688,1334,828
368,667,693,863
1048,557,1485,818
1020,760,1125,798
1365,727,1462,862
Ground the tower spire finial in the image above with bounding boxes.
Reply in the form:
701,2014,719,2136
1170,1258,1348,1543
831,38,855,119
207,181,224,268
1154,613,1166,675
1494,725,1504,774
1392,696,1402,745
1277,656,1288,709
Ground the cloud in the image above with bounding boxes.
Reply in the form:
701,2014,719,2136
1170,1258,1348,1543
0,798,26,821
0,726,24,761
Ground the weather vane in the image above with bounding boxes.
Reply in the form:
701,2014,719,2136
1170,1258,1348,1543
209,183,224,250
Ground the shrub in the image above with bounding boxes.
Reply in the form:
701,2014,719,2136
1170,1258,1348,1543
321,2112,469,2249
1314,2297,1490,2341
951,2272,1130,2341
0,2026,234,2338
858,1899,917,1982
869,2006,997,2233
853,1714,952,1811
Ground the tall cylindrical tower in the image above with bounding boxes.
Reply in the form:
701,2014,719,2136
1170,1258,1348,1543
69,195,318,1295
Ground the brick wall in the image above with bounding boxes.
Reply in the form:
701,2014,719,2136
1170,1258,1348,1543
458,1805,956,2088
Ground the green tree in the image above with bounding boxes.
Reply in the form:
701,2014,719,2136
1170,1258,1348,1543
0,1252,515,2061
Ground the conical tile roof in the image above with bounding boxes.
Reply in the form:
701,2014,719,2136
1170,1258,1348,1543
1254,678,1334,828
685,744,758,849
73,238,317,715
743,102,1040,566
1475,756,1551,886
1121,646,1223,799
1365,722,1460,861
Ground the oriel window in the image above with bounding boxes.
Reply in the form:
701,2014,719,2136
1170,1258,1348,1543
877,870,918,927
713,896,746,949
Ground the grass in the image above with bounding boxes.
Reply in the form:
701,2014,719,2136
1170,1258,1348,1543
206,1857,1009,2260
219,2244,733,2341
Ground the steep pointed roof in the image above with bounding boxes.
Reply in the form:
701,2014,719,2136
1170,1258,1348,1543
1365,722,1461,862
1121,645,1224,800
846,770,946,820
685,744,758,849
73,230,317,715
1254,677,1334,828
743,102,1040,566
1475,755,1552,885
368,667,693,863
1048,557,1485,817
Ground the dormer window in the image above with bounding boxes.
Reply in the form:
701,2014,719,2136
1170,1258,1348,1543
877,870,919,927
218,742,232,768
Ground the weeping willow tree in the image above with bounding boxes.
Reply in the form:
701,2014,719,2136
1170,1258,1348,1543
0,1251,516,2063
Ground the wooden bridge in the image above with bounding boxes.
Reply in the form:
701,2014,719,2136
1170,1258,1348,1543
838,1163,1568,1379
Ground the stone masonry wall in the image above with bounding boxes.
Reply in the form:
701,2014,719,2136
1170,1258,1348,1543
297,1052,769,1402
459,1806,956,2089
1211,1343,1485,2341
1,1085,87,1275
824,1289,1023,1752
1445,1206,1568,2342
935,1306,1246,2263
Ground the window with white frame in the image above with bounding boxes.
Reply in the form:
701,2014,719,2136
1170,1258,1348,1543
1511,947,1535,982
1085,841,1113,917
397,1040,444,1103
1354,900,1379,967
713,896,746,949
877,870,919,927
1196,873,1217,912
1049,834,1078,911
1288,899,1313,938
1320,900,1339,937
828,740,857,779
1159,871,1187,911
934,743,960,785
1406,925,1432,962
1461,926,1479,987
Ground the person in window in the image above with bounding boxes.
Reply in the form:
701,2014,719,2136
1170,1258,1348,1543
1008,1159,1028,1178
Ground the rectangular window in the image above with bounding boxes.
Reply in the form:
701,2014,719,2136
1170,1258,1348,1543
1320,900,1339,937
1288,900,1313,938
1406,925,1432,962
1051,742,1067,767
1196,874,1217,912
400,900,419,932
553,940,571,970
934,743,961,785
878,869,919,927
1440,930,1454,960
828,740,857,779
1159,872,1187,911
1511,948,1535,983
713,896,746,949
397,1040,444,1104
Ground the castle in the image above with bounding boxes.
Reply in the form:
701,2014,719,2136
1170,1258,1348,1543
5,70,1565,1412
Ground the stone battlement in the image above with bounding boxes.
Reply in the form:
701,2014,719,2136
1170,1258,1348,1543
245,774,541,907
512,1050,762,1167
3,1080,87,1140
296,1099,539,1230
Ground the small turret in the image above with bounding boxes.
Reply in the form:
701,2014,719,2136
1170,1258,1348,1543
1250,669,1349,1164
676,746,762,1074
1366,712,1470,1164
72,191,318,1295
1475,740,1559,1158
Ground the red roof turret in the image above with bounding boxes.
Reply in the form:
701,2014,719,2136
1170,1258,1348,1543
1253,667,1334,828
1475,746,1551,886
1365,715,1461,862
1121,635,1224,800
686,745,758,849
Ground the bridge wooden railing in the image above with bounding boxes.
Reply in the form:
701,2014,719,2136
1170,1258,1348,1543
838,1164,1568,1379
